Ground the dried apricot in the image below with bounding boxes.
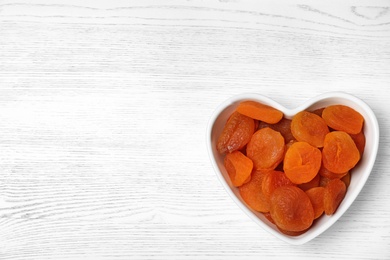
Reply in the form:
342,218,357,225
324,179,346,215
270,186,314,232
224,151,253,187
349,130,366,156
322,105,364,134
318,165,348,179
306,187,325,219
217,111,255,154
291,111,329,147
263,212,275,224
311,107,325,117
285,139,296,150
253,119,259,132
243,173,252,184
319,176,331,187
239,170,270,212
284,142,322,184
340,172,351,188
298,173,320,191
258,118,295,144
320,173,350,188
322,131,360,174
262,170,294,200
246,128,285,170
236,101,283,124
277,227,309,236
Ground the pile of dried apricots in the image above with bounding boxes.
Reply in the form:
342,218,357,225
217,101,365,235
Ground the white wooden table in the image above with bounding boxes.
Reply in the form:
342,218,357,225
1,1,390,259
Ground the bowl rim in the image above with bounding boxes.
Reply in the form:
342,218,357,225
206,91,379,245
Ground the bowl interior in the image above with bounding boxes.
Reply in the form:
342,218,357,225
207,92,379,245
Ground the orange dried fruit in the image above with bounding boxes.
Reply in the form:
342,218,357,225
224,151,253,187
319,175,331,187
285,139,296,151
277,227,309,236
258,118,295,144
320,173,350,189
262,170,294,200
253,119,259,132
284,142,322,184
291,111,330,147
246,127,285,170
239,170,270,213
340,172,351,188
217,111,255,154
318,165,348,179
322,131,360,174
270,186,314,232
349,130,366,156
322,105,364,134
263,212,275,224
298,173,320,191
243,173,252,184
324,179,346,215
306,187,325,219
236,101,283,124
311,107,325,117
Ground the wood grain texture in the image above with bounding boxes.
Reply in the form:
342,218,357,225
1,0,390,259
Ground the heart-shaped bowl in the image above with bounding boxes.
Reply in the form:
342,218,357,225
206,92,379,245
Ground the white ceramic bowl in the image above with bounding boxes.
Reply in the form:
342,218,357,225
206,92,379,245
